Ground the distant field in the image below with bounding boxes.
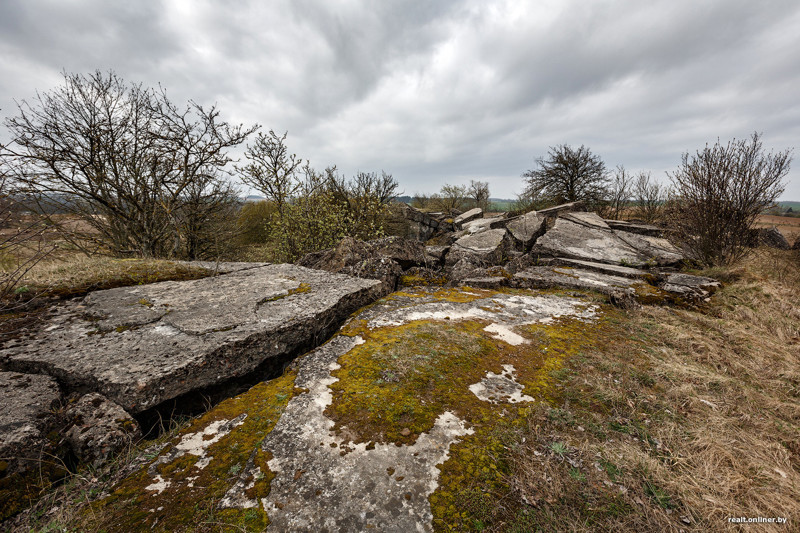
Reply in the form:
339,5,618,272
755,214,800,243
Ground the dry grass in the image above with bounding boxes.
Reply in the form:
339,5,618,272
486,247,800,532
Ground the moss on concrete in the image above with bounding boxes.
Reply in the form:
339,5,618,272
78,371,298,532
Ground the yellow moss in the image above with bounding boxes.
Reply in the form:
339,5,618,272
79,371,298,532
262,282,312,303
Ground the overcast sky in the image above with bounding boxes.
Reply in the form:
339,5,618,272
1,0,799,199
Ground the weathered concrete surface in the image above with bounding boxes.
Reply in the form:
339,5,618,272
561,211,610,230
533,216,684,267
423,245,449,266
532,218,648,265
65,393,141,468
537,201,584,218
505,211,546,249
391,204,446,241
613,231,683,266
453,207,482,227
446,229,512,266
0,372,61,476
259,335,474,532
82,286,602,532
0,264,384,413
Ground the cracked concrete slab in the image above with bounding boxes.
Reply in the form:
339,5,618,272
0,264,384,413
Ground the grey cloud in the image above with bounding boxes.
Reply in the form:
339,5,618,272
1,0,798,199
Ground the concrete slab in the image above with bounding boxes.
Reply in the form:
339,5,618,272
0,264,384,413
532,218,648,266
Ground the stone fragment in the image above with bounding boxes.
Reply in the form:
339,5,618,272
446,229,513,266
1,264,383,413
506,211,546,250
423,245,450,266
660,273,721,299
462,216,505,235
756,227,790,250
0,372,61,476
453,208,482,227
65,393,142,468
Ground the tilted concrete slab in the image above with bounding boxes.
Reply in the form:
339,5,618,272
0,264,384,413
512,266,645,298
446,229,513,266
505,211,545,249
532,218,648,266
604,220,663,237
561,211,610,230
613,231,683,266
550,258,653,279
453,207,482,227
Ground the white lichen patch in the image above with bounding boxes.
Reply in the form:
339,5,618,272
368,292,597,347
143,414,248,496
483,323,527,345
469,365,535,404
174,417,246,458
144,475,171,495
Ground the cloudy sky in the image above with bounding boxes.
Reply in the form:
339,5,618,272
1,0,799,199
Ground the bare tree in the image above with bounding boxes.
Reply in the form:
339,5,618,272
632,172,667,224
237,130,303,218
523,144,608,206
601,165,633,220
468,180,490,211
0,71,256,258
433,184,468,214
667,132,791,266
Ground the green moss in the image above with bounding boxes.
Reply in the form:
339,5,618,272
0,461,68,521
78,371,298,532
261,282,311,303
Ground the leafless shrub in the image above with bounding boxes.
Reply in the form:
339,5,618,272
632,172,668,224
599,165,633,220
667,132,791,266
432,183,468,214
468,180,490,211
236,132,397,261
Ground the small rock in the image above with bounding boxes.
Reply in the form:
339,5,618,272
65,393,142,468
400,428,411,437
